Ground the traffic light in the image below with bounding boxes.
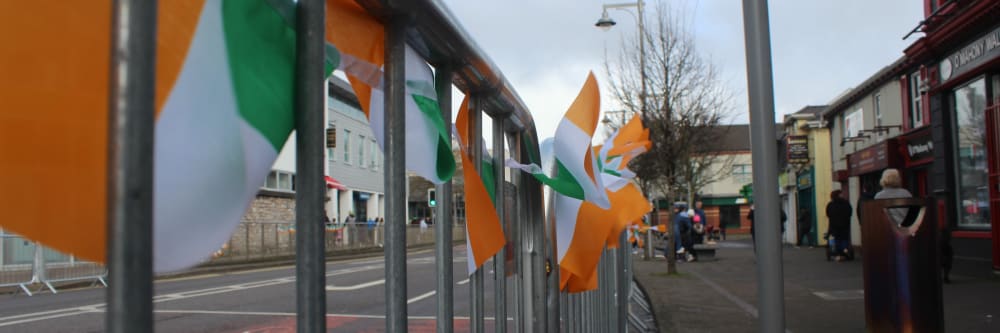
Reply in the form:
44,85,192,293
428,188,436,207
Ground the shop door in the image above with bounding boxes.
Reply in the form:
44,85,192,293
798,188,817,244
986,99,1000,271
719,205,740,229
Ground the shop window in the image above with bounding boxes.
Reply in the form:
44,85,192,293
910,72,924,128
874,93,884,140
952,77,989,228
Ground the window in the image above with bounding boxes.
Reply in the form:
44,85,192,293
343,130,351,163
327,147,335,162
910,72,924,128
358,135,366,168
370,139,378,171
873,93,883,140
732,164,752,183
263,170,296,192
952,77,989,228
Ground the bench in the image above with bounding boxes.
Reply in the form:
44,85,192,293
691,244,717,261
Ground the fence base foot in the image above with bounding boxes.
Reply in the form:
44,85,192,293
18,283,33,296
98,277,108,287
44,281,57,294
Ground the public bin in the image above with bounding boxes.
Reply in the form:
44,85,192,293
861,197,943,333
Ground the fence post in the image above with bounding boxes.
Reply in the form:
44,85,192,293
468,95,485,333
383,13,409,333
293,0,327,331
617,230,629,332
493,117,507,333
434,65,455,333
105,1,156,332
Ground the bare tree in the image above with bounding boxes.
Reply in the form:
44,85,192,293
603,2,734,273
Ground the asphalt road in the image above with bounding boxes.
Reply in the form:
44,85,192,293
0,247,512,332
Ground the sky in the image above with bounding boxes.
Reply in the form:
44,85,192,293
437,0,926,141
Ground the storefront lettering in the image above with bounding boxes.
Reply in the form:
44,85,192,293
907,141,933,157
941,26,1000,82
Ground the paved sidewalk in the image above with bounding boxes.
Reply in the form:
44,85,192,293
633,237,1000,332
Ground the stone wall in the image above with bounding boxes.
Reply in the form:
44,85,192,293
242,193,295,223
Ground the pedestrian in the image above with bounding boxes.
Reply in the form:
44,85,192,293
796,207,813,247
857,184,876,225
693,201,707,244
673,205,695,262
874,169,913,227
825,190,853,261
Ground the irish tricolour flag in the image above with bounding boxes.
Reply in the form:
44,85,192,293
326,0,455,184
1,0,301,272
455,97,506,275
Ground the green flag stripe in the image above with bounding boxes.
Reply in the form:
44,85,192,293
409,92,456,182
527,160,585,200
222,0,296,150
480,159,497,203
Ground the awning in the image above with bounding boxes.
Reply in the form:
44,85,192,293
325,176,347,190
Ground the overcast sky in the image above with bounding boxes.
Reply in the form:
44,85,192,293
438,0,925,141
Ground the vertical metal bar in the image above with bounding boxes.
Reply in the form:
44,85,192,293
384,15,408,333
511,133,524,329
617,231,629,333
469,96,485,333
434,66,455,333
492,119,507,333
294,0,327,331
741,1,785,332
545,189,559,333
106,1,156,332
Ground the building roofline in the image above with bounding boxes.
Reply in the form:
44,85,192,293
821,56,909,120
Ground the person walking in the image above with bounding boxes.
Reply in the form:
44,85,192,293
796,207,813,247
825,190,853,261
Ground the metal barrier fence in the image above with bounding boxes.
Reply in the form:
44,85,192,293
1,233,107,296
92,0,784,331
0,234,36,295
559,231,644,332
209,222,465,265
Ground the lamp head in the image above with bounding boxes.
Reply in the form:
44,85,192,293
595,11,616,31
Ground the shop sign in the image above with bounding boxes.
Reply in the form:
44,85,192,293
900,128,934,165
848,140,900,176
939,25,1000,83
786,135,809,164
797,169,813,190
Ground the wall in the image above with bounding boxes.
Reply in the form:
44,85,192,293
242,195,295,223
699,152,753,197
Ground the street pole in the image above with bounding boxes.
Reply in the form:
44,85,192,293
434,65,455,333
741,1,786,332
106,1,156,332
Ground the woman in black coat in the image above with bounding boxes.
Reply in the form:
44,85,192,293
826,190,853,261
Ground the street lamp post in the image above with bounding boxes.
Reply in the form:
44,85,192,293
596,1,655,262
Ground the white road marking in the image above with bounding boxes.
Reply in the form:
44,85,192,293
326,279,385,291
142,309,512,321
407,290,436,304
0,251,452,328
0,263,387,327
457,278,470,285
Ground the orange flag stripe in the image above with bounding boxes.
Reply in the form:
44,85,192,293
0,1,203,262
